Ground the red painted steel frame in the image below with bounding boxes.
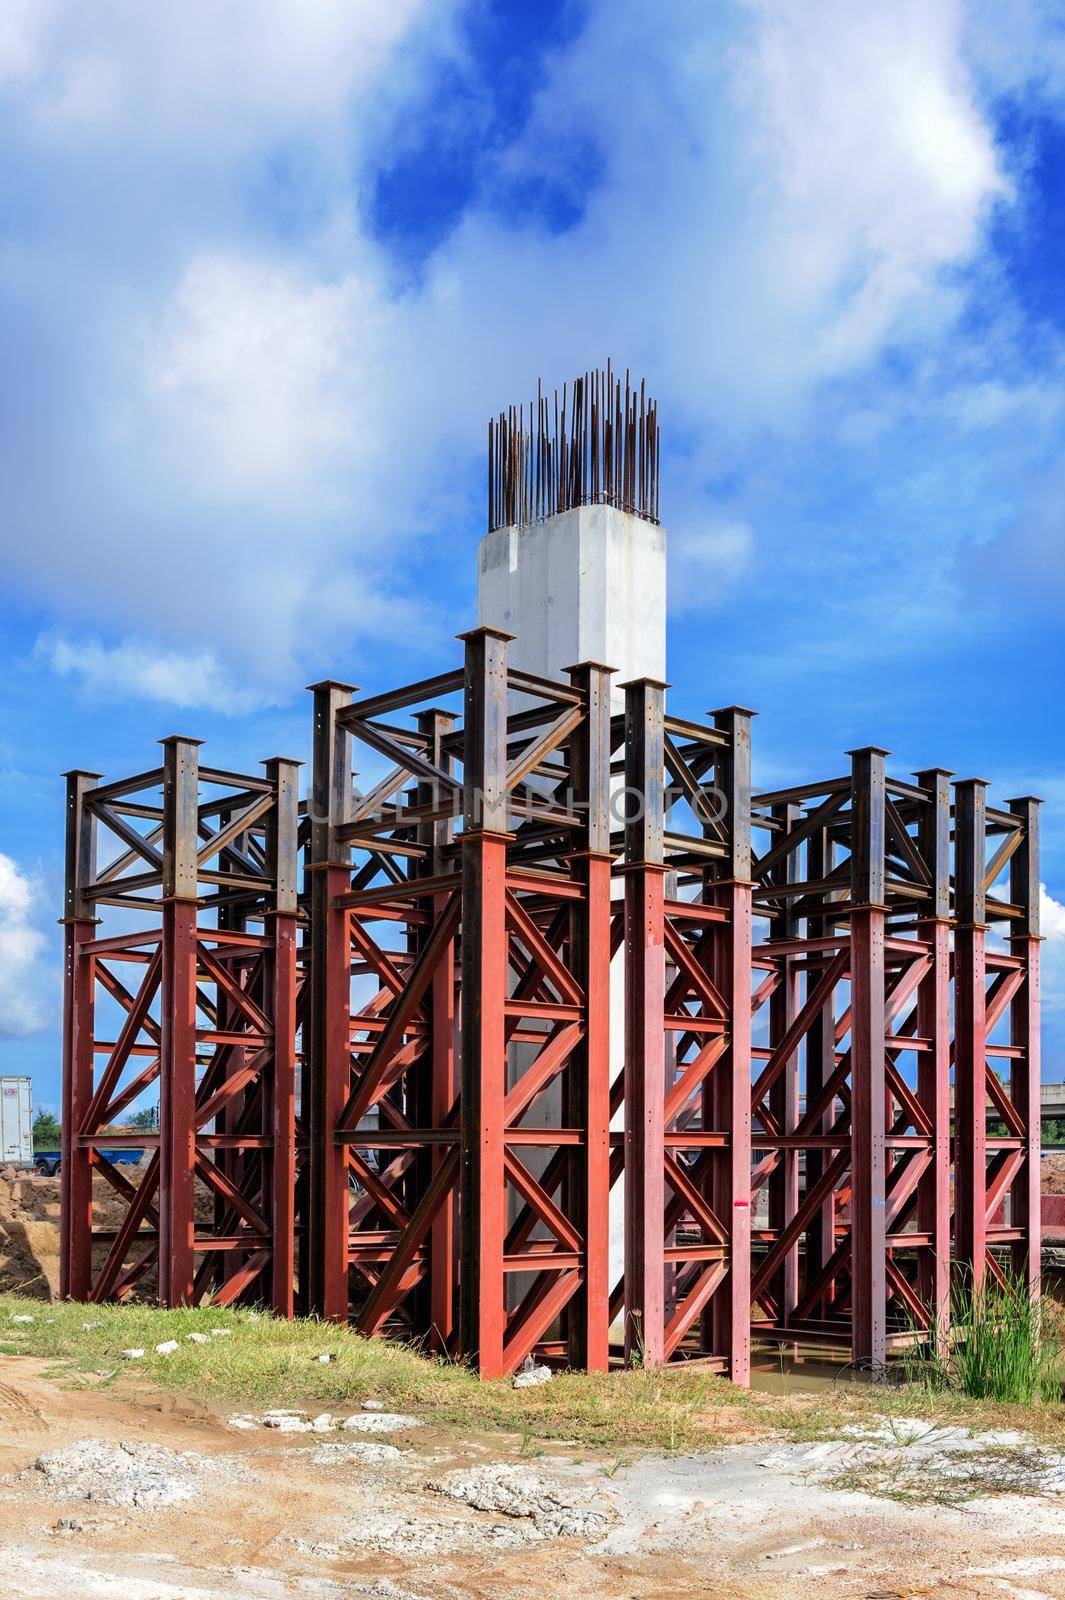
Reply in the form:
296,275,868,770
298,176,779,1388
304,633,615,1376
621,686,752,1377
747,748,999,1368
61,629,1041,1381
60,740,301,1312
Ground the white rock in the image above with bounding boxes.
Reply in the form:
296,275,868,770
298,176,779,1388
362,1398,386,1410
226,1416,258,1431
263,1415,313,1433
310,1414,335,1432
316,1352,336,1364
209,1327,231,1337
309,1440,403,1465
154,1340,180,1355
33,1439,209,1509
186,1332,210,1344
81,1321,102,1331
10,1314,35,1324
120,1348,145,1360
429,1462,611,1539
341,1412,422,1434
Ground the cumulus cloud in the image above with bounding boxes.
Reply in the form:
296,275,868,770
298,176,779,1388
36,634,272,714
1041,883,1065,941
6,0,436,137
0,0,1057,708
0,854,48,1039
146,253,388,497
1036,884,1065,1041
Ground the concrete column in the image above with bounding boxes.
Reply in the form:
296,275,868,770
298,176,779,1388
479,503,667,1330
478,505,666,709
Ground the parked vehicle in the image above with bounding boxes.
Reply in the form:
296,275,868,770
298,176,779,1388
1,1076,33,1168
33,1147,144,1178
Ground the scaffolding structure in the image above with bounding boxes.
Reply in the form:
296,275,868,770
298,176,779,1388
60,632,1041,1379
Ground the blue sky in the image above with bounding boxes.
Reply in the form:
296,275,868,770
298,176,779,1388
2,0,1064,1110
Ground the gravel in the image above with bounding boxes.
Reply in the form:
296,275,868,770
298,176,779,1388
307,1441,404,1466
340,1413,422,1434
226,1409,420,1437
31,1439,216,1509
427,1463,612,1539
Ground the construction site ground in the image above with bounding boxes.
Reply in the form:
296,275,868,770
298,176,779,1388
1,1167,1064,1600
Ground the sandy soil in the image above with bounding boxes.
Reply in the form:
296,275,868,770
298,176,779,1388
1044,1151,1065,1197
0,1356,1063,1600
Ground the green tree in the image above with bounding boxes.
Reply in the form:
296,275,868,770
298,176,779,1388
127,1105,159,1131
32,1109,61,1150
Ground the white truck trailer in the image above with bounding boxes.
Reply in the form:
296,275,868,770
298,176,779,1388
0,1076,33,1168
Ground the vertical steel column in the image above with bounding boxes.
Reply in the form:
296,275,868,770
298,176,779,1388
915,768,952,1346
159,735,202,1306
60,769,99,1301
458,627,512,1376
767,801,799,1333
710,707,753,1385
307,682,355,1321
566,661,614,1371
212,803,247,1295
415,708,457,1351
954,778,989,1288
848,747,888,1367
1008,795,1041,1295
265,756,300,1317
804,824,837,1286
622,678,667,1367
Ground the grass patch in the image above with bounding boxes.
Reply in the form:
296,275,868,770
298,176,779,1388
823,1444,1059,1507
1,1292,1062,1457
902,1273,1063,1406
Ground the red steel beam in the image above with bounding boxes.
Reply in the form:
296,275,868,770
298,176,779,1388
60,768,99,1301
954,778,989,1288
158,736,202,1306
915,768,952,1349
1008,795,1041,1296
623,677,667,1366
565,660,614,1371
848,747,889,1367
458,627,512,1375
709,706,753,1386
307,680,355,1321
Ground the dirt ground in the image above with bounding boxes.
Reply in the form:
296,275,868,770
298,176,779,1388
3,1168,1065,1598
0,1173,68,1299
1044,1151,1065,1196
0,1355,1062,1600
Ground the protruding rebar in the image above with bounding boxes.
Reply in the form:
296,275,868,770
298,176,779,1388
488,364,660,531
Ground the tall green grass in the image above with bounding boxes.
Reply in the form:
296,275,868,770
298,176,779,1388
951,1272,1059,1404
906,1270,1061,1405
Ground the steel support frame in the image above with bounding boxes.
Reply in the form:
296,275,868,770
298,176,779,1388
749,752,961,1365
60,737,300,1312
955,780,1042,1295
60,631,1041,1380
621,685,751,1377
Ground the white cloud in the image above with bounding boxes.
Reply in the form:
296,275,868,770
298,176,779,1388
0,854,48,1039
37,635,270,714
0,0,59,90
0,0,1052,693
737,0,1008,369
4,0,439,138
1041,884,1065,941
670,521,754,611
1038,884,1065,1031
146,253,389,497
